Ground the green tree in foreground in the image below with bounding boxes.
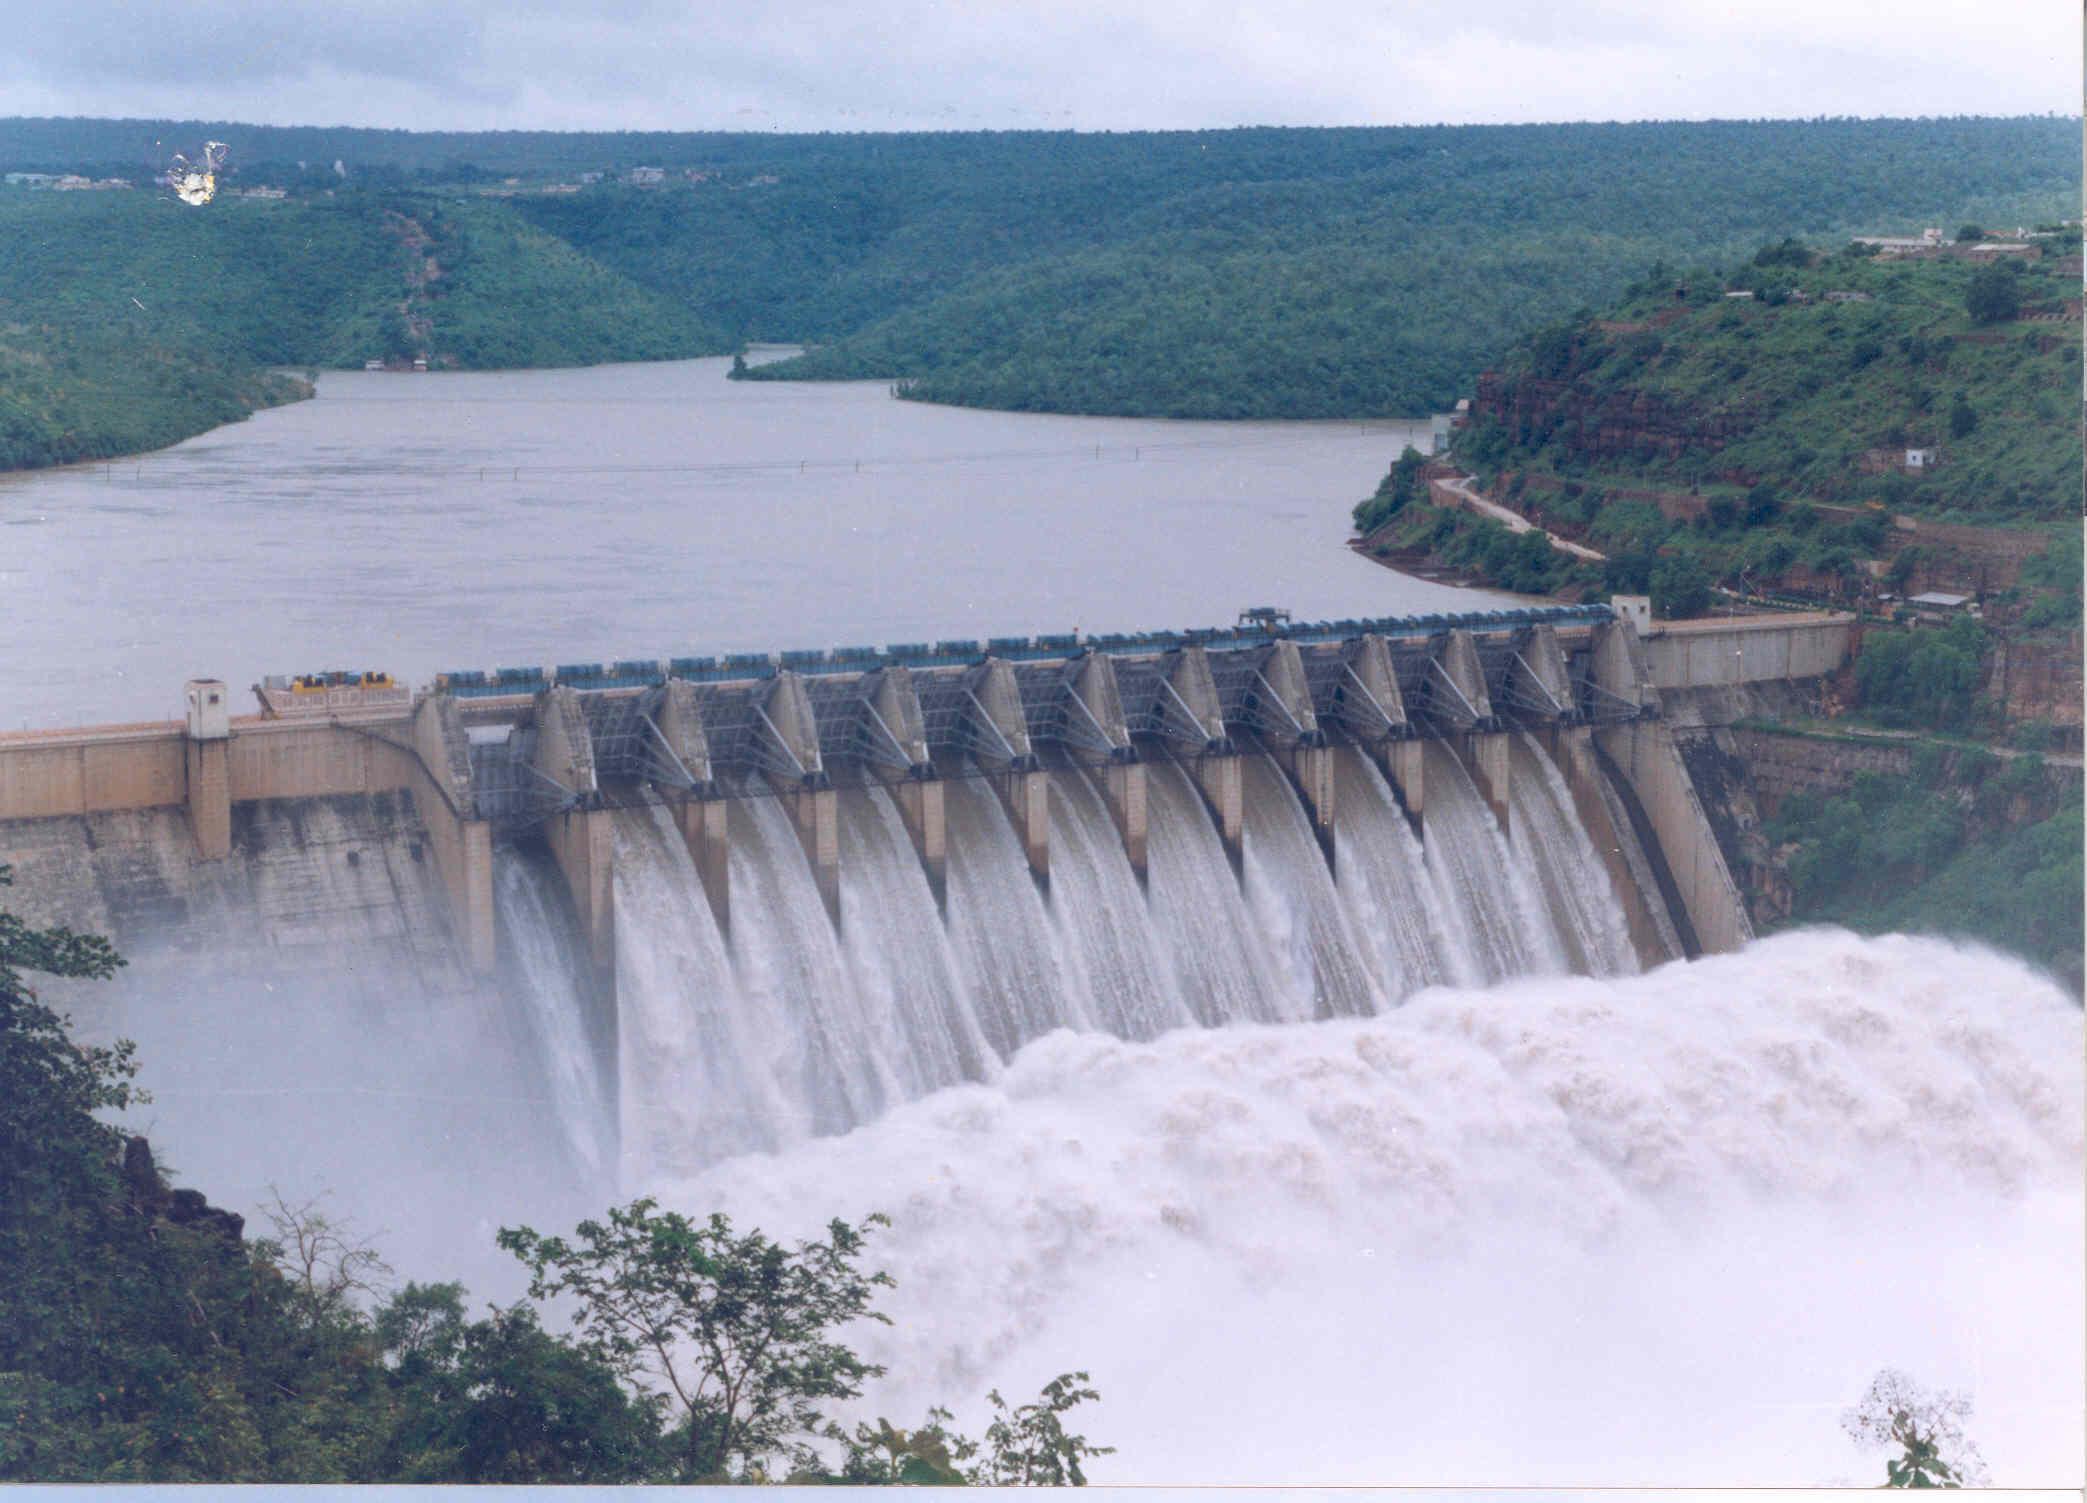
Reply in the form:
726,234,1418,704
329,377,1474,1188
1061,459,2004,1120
1842,1369,1988,1487
499,1201,894,1482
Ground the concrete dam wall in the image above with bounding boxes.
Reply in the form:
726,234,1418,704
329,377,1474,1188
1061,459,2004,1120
0,605,1854,1189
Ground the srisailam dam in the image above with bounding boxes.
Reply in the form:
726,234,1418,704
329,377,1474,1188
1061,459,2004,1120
0,602,1855,1186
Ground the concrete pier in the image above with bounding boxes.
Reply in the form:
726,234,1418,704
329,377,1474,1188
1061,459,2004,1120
1465,731,1512,834
1587,620,1753,956
183,680,231,861
866,666,945,904
1385,738,1424,827
1066,652,1145,877
409,690,494,973
756,672,840,925
962,657,1049,887
534,686,615,971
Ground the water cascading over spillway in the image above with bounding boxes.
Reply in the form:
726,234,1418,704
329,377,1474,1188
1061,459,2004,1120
1044,762,1193,1040
943,770,1093,1057
1239,753,1379,1019
573,722,1723,1178
493,847,613,1180
836,784,996,1093
1417,740,1570,982
1144,759,1290,1027
610,803,798,1178
727,782,901,1136
1507,734,1639,976
1330,746,1469,994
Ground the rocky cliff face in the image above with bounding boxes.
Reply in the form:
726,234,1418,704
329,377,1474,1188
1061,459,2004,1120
121,1135,246,1245
1472,371,1758,475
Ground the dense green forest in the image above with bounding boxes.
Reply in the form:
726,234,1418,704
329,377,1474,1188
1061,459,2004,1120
0,115,2077,467
0,865,1107,1483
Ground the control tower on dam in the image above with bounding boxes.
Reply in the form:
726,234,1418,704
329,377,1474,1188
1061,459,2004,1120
0,604,1855,1003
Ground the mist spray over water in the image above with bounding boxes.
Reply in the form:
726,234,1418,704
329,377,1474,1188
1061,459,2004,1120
670,929,2085,1485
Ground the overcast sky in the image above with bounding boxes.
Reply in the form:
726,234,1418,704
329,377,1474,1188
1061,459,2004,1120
0,0,2077,132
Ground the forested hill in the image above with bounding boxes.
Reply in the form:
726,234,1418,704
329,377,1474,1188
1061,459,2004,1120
0,116,2077,468
725,118,2079,416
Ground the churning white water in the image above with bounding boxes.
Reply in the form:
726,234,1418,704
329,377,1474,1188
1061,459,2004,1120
670,929,2085,1485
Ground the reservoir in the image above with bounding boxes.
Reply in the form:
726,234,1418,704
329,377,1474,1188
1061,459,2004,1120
0,357,1475,728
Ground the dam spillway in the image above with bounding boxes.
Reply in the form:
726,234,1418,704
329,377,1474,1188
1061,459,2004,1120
0,604,1859,1196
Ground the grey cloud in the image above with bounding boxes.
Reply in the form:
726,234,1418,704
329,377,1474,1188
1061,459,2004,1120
0,0,2069,131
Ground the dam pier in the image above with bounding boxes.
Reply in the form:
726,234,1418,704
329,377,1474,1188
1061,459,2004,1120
0,604,1854,1002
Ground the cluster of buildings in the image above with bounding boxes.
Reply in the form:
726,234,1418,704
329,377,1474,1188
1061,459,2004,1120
3,171,132,190
1851,226,2040,259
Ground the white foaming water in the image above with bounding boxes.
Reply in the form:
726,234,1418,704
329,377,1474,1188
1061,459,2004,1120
1145,758,1290,1026
942,770,1093,1057
1045,764,1193,1040
1240,753,1379,1018
837,784,996,1092
611,803,796,1178
1418,740,1566,981
669,930,2085,1486
1508,733,1640,977
493,847,612,1181
1331,745,1466,994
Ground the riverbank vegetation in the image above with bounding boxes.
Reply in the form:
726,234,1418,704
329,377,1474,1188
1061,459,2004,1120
1,115,2076,467
0,866,1107,1484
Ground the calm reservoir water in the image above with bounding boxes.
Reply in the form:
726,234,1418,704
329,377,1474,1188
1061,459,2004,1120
0,358,1488,727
